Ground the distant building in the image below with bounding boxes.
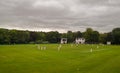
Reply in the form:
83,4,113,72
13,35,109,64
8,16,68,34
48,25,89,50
107,41,111,45
75,38,85,44
61,38,67,44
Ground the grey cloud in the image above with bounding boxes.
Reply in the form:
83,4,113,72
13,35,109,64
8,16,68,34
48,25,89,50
0,0,120,33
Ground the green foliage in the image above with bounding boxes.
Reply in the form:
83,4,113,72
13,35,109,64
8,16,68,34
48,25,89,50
73,31,82,38
61,33,67,38
84,28,100,44
0,27,120,44
0,28,10,44
9,30,30,44
67,31,74,43
99,33,107,44
46,31,61,43
112,28,120,44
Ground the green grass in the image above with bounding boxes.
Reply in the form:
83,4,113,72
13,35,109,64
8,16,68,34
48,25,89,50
0,44,120,73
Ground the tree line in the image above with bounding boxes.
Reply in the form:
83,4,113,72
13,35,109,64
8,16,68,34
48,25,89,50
0,28,120,44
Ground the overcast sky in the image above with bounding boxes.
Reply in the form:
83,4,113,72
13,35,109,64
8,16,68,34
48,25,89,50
0,0,120,32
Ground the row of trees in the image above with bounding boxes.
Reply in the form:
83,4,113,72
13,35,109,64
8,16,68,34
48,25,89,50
0,28,120,44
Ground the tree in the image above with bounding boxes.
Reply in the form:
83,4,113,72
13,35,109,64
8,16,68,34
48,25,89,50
46,31,61,43
61,33,67,38
84,28,93,43
91,31,100,43
9,30,30,44
0,27,120,45
0,28,10,44
99,33,107,44
106,32,113,43
67,31,74,43
112,28,120,44
84,28,99,44
74,31,82,38
18,31,30,43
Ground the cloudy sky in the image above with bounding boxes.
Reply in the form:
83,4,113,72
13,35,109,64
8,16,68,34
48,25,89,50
0,0,120,32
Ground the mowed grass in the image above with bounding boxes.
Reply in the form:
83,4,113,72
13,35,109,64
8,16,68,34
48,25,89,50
0,44,120,73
